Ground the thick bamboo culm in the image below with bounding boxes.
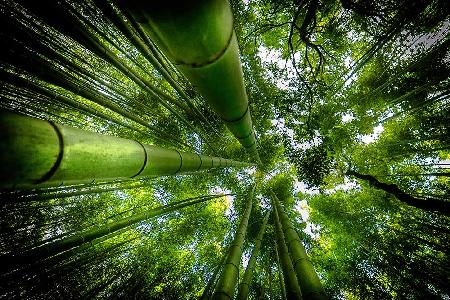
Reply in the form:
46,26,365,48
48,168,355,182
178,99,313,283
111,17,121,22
212,189,254,299
121,0,261,163
0,111,251,189
273,203,303,300
270,190,327,300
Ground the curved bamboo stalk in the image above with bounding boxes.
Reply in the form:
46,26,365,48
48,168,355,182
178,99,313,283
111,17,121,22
0,111,252,189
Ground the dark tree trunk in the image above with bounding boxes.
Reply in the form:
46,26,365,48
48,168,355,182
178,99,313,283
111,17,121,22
346,170,450,216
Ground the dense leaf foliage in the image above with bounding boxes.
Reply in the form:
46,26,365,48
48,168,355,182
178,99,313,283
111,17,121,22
0,0,449,299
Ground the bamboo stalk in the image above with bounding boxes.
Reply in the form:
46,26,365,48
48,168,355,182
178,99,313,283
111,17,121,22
270,190,326,300
2,71,159,140
200,245,229,300
212,189,254,299
121,0,261,162
275,246,288,300
0,111,252,189
237,211,270,300
273,203,303,300
0,193,228,273
92,0,216,130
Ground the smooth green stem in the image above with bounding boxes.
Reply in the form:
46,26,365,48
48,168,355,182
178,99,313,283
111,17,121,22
273,204,303,300
275,246,287,300
270,190,327,300
122,0,261,162
4,183,148,202
200,245,229,300
237,211,270,300
213,188,254,300
0,111,252,189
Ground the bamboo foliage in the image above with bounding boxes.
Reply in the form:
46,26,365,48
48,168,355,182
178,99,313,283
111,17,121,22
1,193,229,274
0,111,251,189
0,0,446,297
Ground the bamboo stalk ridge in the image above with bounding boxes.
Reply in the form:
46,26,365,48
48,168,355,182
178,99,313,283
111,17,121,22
0,111,252,189
121,0,261,163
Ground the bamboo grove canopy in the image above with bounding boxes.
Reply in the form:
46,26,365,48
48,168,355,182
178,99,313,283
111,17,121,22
0,0,449,299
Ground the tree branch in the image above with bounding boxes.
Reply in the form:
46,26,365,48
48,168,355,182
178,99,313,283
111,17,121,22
346,170,450,216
